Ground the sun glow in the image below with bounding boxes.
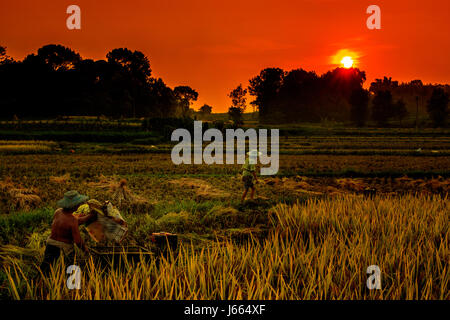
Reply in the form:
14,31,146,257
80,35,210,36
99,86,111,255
341,56,354,68
331,49,359,69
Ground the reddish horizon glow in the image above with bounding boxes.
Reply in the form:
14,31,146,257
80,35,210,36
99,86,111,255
1,0,449,112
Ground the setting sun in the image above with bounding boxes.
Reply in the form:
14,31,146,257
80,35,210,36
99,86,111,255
331,49,359,70
341,56,354,68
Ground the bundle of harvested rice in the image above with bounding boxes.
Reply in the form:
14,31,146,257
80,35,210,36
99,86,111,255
395,175,412,184
49,173,71,184
110,179,149,207
0,178,41,211
0,177,15,191
265,177,323,195
88,176,150,211
8,188,42,211
87,174,116,190
169,178,230,199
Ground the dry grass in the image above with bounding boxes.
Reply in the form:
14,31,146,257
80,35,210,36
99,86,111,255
87,176,151,213
265,176,340,195
264,175,450,197
3,194,448,300
396,176,450,194
49,173,71,184
0,140,57,153
169,178,230,200
8,189,42,211
86,174,117,190
0,178,41,211
0,177,15,190
109,179,148,208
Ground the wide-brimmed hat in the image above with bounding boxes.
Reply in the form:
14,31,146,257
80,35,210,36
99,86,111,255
247,150,262,158
57,190,89,209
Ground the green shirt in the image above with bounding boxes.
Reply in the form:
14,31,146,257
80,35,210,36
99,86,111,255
242,158,256,177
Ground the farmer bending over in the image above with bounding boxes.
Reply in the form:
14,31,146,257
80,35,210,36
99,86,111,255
40,190,96,274
241,150,261,202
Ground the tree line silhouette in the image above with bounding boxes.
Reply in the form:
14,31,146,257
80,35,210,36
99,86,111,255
238,68,449,126
0,45,198,119
1,44,448,127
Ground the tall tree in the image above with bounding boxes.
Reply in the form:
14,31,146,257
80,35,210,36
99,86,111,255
106,48,153,118
199,104,212,114
427,87,449,127
174,86,199,117
278,69,320,122
369,76,399,93
349,88,370,127
228,84,247,126
0,46,13,65
228,107,244,126
228,84,247,111
321,67,366,103
36,44,81,71
18,45,83,117
319,67,366,120
248,68,285,123
371,90,394,126
0,44,195,119
147,78,178,117
106,48,152,83
392,98,408,125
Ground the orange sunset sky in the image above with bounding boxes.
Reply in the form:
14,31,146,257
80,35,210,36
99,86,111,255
1,0,449,112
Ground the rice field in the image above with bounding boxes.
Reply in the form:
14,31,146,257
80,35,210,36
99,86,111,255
0,132,449,300
0,141,57,154
2,195,448,300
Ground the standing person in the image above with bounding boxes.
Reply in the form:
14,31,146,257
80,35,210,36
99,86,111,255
40,190,96,274
241,150,262,202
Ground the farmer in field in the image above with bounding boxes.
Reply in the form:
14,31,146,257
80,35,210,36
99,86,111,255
241,150,262,202
40,190,97,274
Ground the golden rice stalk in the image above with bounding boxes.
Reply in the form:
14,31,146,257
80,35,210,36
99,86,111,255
0,177,15,191
335,178,367,192
110,179,149,207
8,188,42,211
0,178,41,211
49,173,71,184
0,244,41,266
169,178,230,199
87,174,116,190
